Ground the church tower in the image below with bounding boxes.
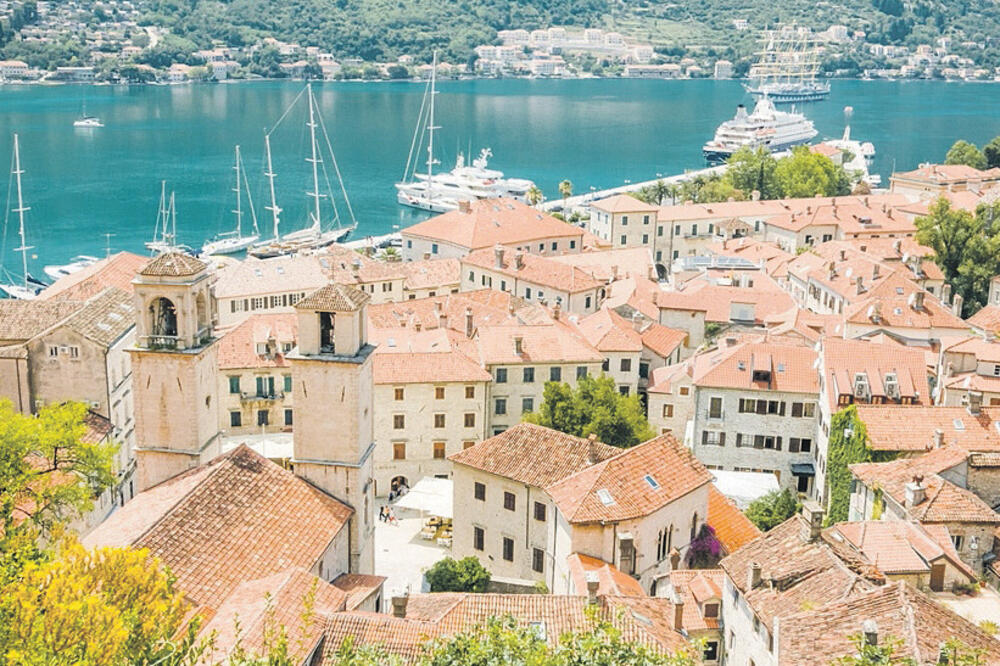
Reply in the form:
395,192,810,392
289,283,376,574
129,253,221,491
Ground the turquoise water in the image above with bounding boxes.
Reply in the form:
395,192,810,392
1,78,999,273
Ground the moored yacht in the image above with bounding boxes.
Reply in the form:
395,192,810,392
702,98,818,164
44,255,99,280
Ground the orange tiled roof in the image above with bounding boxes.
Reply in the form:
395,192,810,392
0,299,83,342
216,313,297,370
667,569,726,632
401,198,584,250
843,272,968,331
654,272,796,324
398,258,461,290
820,338,930,413
373,348,492,384
777,582,1000,665
830,521,975,579
853,405,1000,452
571,308,642,352
892,163,1000,184
550,247,655,283
546,433,712,524
462,247,604,294
83,446,353,614
39,252,147,301
331,573,388,611
639,320,688,359
943,336,1000,363
765,201,916,236
295,283,370,312
707,486,761,554
691,338,818,394
474,323,603,365
139,252,206,278
367,290,527,334
968,305,1000,334
566,553,645,597
448,422,619,488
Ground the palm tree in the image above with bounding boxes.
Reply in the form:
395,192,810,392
526,185,544,206
558,179,573,206
650,179,670,205
380,246,401,262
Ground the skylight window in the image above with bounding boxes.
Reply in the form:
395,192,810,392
895,287,904,295
954,419,965,431
777,363,786,372
596,489,615,506
645,475,660,490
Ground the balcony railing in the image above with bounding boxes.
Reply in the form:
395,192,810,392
143,335,179,350
240,391,285,402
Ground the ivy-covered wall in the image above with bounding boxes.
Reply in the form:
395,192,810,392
824,405,897,525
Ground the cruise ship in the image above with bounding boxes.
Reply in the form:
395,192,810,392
702,99,818,164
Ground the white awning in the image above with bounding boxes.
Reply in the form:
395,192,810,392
711,470,780,510
392,477,453,518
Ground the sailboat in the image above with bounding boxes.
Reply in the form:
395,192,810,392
0,134,45,300
73,102,104,128
248,83,358,259
201,145,261,256
395,52,536,212
145,184,190,254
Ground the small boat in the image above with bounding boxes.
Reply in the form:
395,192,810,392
73,116,104,128
0,134,44,300
201,145,260,256
44,255,99,280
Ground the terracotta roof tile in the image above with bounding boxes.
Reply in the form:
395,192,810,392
777,582,1000,665
373,348,492,384
0,299,83,342
692,338,818,394
401,198,584,251
571,308,643,352
655,272,795,324
639,321,687,359
398,258,461,291
449,423,620,488
854,406,1000,452
139,252,207,278
84,445,353,613
59,287,135,347
217,313,297,370
462,247,604,294
968,305,1000,334
829,521,973,578
474,323,603,365
39,252,147,301
550,247,655,283
367,290,526,334
546,433,713,524
892,163,1000,184
707,486,762,554
843,272,968,331
820,339,930,413
667,569,726,632
331,573,387,611
566,553,645,597
590,194,659,213
295,283,370,312
944,336,1000,363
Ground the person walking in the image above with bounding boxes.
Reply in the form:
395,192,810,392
378,505,386,523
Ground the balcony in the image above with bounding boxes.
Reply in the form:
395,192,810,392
142,335,179,350
240,391,285,403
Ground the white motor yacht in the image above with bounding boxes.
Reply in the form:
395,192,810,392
44,255,99,280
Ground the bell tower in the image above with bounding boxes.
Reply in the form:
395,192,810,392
129,253,221,491
289,283,376,574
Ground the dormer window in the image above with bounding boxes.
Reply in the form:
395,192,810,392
703,602,719,618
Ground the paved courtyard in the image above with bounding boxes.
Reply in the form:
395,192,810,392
373,501,452,598
937,587,1000,630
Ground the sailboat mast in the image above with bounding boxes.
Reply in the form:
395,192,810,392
169,192,176,247
306,84,322,232
156,180,167,244
233,145,243,236
426,51,438,201
264,133,281,240
11,134,32,289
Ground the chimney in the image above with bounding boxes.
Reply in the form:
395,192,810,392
904,475,926,508
514,251,525,270
839,248,847,261
862,620,879,647
632,311,644,332
953,293,964,317
552,301,561,321
892,238,902,256
434,300,443,315
967,390,983,416
751,189,761,201
910,290,925,311
672,590,685,632
933,428,944,449
586,572,600,605
587,433,601,464
856,276,865,295
872,263,879,280
799,500,824,543
414,320,422,332
458,200,471,214
941,283,952,305
439,312,448,329
494,243,505,268
465,307,474,338
828,261,836,281
391,595,408,618
514,336,523,355
748,562,762,590
669,547,681,571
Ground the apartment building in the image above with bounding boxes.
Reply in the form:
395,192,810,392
461,245,605,314
475,323,604,433
587,194,660,253
401,198,586,262
889,163,1000,198
841,272,969,341
936,336,1000,406
216,313,297,436
449,423,713,594
372,336,490,496
686,338,820,494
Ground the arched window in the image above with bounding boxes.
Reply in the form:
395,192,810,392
668,523,673,554
690,512,699,543
149,297,177,338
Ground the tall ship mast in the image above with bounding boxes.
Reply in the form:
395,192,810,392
0,133,44,300
745,27,830,104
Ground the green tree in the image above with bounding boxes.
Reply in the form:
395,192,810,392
745,488,800,532
983,136,1000,169
386,64,409,79
424,557,491,593
725,147,780,199
824,406,896,524
831,631,916,665
0,400,116,542
772,146,851,199
945,140,988,170
558,179,573,206
526,185,544,206
524,375,655,448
